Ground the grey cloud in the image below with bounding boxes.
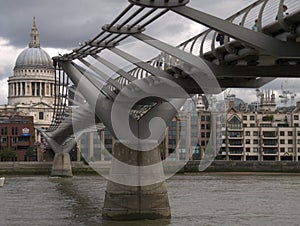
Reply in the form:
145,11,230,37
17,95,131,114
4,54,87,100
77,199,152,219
0,0,257,50
0,0,128,49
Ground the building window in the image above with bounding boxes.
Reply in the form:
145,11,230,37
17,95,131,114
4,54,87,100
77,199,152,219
250,124,255,127
243,116,247,120
39,112,44,120
11,137,17,144
280,131,285,136
295,124,299,127
298,139,300,144
246,139,250,144
246,148,250,152
298,148,300,153
250,116,255,121
253,139,258,144
280,148,285,153
253,148,258,152
228,116,242,129
280,139,285,144
288,140,293,145
288,148,293,153
294,115,299,120
288,131,293,136
245,131,250,136
253,131,259,136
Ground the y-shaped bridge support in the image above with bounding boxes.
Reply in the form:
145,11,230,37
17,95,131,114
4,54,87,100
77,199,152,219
59,58,193,220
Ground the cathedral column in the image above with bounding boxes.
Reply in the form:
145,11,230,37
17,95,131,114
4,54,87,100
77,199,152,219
16,82,19,96
29,82,32,96
35,82,37,96
9,84,12,96
39,82,42,96
13,83,15,96
20,82,23,96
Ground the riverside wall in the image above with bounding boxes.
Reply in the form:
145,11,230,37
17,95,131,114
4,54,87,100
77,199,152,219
184,160,300,173
1,161,300,175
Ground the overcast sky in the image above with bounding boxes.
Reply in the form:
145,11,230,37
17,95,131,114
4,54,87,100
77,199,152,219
0,0,298,106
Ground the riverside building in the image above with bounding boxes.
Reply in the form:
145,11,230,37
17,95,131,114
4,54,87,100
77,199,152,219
0,112,35,161
79,92,300,162
219,97,300,161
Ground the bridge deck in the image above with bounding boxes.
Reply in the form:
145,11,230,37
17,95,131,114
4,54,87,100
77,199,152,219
46,0,300,142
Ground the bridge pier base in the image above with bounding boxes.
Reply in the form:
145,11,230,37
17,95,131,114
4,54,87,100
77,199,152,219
51,153,73,177
102,141,171,220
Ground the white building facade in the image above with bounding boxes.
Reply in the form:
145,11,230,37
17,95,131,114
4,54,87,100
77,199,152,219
220,100,300,161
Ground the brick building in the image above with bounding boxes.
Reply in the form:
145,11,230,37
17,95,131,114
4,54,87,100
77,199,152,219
0,112,35,161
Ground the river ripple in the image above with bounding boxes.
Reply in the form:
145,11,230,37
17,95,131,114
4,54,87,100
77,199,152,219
1,173,300,226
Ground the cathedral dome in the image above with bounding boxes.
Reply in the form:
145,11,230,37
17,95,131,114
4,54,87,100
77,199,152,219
14,17,53,70
15,48,53,69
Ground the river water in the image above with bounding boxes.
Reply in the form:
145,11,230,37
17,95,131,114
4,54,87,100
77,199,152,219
1,173,300,226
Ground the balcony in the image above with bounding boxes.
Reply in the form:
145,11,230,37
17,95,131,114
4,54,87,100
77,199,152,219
262,132,277,139
228,143,243,148
228,135,243,139
229,150,243,155
262,143,278,148
228,127,243,131
263,149,278,155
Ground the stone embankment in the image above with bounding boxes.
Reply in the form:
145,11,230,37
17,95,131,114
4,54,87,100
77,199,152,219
1,161,300,175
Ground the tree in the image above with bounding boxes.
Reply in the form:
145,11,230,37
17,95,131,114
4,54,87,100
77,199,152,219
0,148,17,161
26,147,37,161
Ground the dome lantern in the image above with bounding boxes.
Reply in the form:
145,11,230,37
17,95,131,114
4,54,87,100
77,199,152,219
29,16,40,48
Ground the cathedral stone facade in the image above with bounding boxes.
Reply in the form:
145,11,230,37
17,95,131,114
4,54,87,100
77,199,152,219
0,17,56,133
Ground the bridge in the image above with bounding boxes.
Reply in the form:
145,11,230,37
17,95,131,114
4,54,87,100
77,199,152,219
41,0,300,221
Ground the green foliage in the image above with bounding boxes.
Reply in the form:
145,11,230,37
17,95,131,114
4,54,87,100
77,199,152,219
26,147,37,157
0,148,17,161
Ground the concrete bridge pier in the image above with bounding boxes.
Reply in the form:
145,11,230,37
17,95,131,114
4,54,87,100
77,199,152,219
102,141,171,220
51,153,73,177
